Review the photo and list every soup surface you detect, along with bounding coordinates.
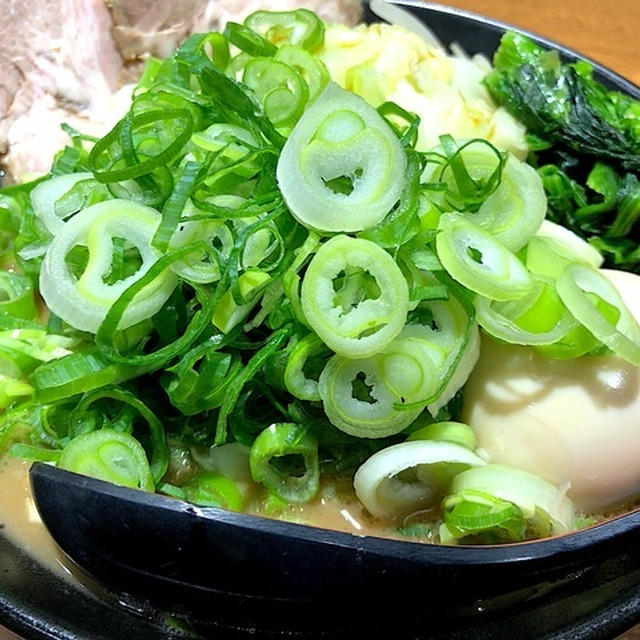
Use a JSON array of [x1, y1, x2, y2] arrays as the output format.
[[0, 456, 72, 578]]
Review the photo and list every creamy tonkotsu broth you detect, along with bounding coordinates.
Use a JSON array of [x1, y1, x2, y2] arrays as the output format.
[[0, 457, 73, 578], [248, 476, 425, 537]]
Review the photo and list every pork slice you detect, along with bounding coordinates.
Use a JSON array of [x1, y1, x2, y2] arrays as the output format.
[[107, 0, 207, 61], [2, 0, 364, 182], [195, 0, 363, 32], [107, 0, 363, 63], [1, 0, 124, 181]]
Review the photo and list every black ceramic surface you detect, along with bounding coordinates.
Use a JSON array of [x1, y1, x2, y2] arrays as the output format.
[[21, 463, 640, 639], [3, 2, 640, 638]]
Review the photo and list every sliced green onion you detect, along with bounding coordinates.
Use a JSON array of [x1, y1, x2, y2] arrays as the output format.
[[225, 51, 251, 80], [353, 440, 485, 520], [89, 108, 193, 183], [58, 428, 155, 491], [169, 201, 234, 284], [30, 347, 146, 403], [284, 333, 329, 401], [358, 148, 422, 250], [318, 353, 423, 438], [0, 406, 32, 456], [282, 230, 320, 326], [277, 82, 407, 233], [0, 374, 33, 409], [429, 316, 480, 417], [274, 44, 329, 103], [68, 386, 168, 483], [376, 102, 421, 148], [525, 220, 604, 279], [183, 471, 244, 510], [191, 124, 261, 177], [244, 9, 325, 52], [106, 163, 174, 208], [0, 272, 36, 320], [165, 340, 241, 416], [240, 219, 281, 270], [223, 21, 278, 58], [0, 193, 22, 242], [39, 199, 178, 333], [0, 345, 30, 379], [215, 324, 293, 445], [152, 160, 201, 252], [475, 276, 577, 345], [243, 279, 286, 331], [391, 290, 479, 415], [184, 31, 230, 70], [96, 251, 219, 369], [0, 329, 76, 376], [534, 323, 600, 360], [243, 58, 309, 128], [30, 172, 100, 234], [212, 269, 271, 334], [440, 464, 575, 543], [250, 423, 319, 503], [301, 235, 409, 358], [424, 138, 545, 251], [0, 312, 42, 332], [441, 490, 526, 544], [556, 263, 640, 365], [536, 221, 603, 267], [10, 443, 60, 462], [407, 421, 477, 450], [422, 137, 502, 210], [436, 213, 534, 301], [191, 442, 252, 482], [378, 327, 444, 406], [473, 155, 545, 251], [175, 44, 285, 150]]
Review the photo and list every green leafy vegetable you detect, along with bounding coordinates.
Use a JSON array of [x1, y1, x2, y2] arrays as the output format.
[[486, 31, 640, 270], [485, 31, 640, 171]]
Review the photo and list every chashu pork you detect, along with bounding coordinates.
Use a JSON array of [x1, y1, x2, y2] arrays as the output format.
[[107, 0, 362, 62], [0, 0, 125, 182], [0, 0, 362, 183]]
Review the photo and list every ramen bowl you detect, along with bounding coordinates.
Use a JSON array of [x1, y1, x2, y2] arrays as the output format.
[[3, 2, 640, 638]]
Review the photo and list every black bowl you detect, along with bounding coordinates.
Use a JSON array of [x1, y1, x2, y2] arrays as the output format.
[[3, 3, 640, 638], [16, 463, 640, 639]]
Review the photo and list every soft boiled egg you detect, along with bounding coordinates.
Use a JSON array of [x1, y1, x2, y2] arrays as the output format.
[[463, 268, 640, 513]]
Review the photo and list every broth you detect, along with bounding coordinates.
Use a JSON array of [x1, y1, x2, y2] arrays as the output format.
[[0, 456, 76, 580], [249, 475, 398, 538]]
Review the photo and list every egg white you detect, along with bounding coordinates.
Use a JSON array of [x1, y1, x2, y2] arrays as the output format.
[[463, 268, 640, 513]]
